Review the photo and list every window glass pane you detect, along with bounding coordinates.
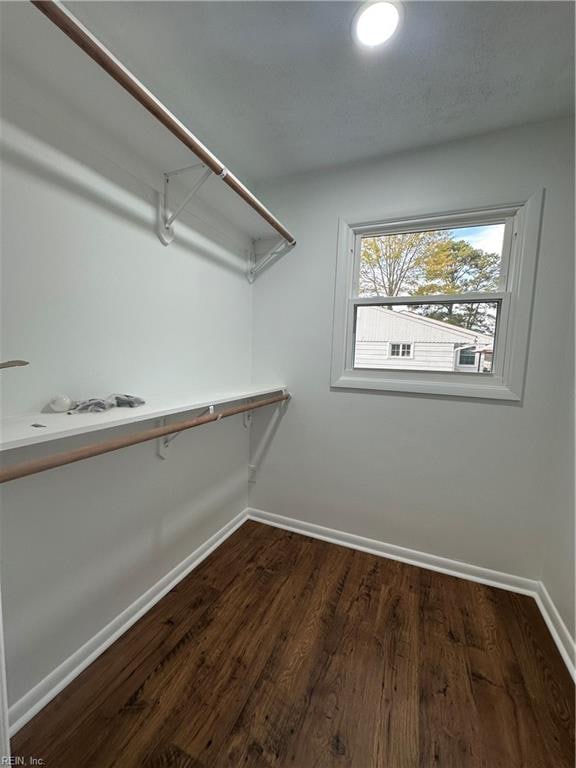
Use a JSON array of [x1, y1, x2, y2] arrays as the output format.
[[458, 349, 476, 366], [390, 343, 412, 357], [354, 301, 499, 374], [358, 223, 505, 297]]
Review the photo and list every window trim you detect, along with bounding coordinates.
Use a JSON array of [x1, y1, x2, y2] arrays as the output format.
[[389, 342, 413, 359], [331, 192, 543, 400]]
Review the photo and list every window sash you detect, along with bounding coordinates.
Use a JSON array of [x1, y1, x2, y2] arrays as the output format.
[[351, 214, 516, 300], [348, 296, 507, 378], [348, 213, 511, 376], [351, 291, 506, 307]]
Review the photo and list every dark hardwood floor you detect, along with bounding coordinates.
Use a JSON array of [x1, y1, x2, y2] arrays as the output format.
[[12, 521, 575, 767]]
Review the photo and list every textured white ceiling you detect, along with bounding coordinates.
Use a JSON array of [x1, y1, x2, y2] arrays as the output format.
[[45, 1, 576, 183]]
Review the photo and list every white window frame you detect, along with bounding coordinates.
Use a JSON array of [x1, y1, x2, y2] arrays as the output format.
[[331, 191, 543, 400], [389, 342, 413, 359]]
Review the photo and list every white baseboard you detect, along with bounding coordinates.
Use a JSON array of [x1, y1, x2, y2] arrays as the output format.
[[534, 582, 576, 679], [246, 508, 538, 594], [246, 507, 576, 680], [9, 509, 248, 736], [10, 505, 575, 736]]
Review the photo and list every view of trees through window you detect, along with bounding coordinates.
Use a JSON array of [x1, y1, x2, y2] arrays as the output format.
[[358, 224, 504, 334], [354, 224, 504, 374]]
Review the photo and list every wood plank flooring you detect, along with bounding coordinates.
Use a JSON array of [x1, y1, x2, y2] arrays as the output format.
[[12, 521, 575, 767]]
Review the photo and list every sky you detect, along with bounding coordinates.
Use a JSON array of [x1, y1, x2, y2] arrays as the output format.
[[451, 224, 505, 255]]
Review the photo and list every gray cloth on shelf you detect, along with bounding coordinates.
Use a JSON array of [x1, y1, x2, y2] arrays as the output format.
[[109, 393, 146, 408], [68, 399, 114, 414], [68, 394, 145, 414]]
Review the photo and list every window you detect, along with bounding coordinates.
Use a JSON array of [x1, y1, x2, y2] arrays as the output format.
[[332, 193, 543, 399], [458, 348, 477, 367], [390, 343, 412, 358]]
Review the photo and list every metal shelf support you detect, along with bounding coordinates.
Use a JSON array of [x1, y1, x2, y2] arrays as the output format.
[[247, 239, 296, 283], [156, 166, 295, 279], [156, 389, 288, 461], [157, 406, 218, 459], [157, 164, 220, 246]]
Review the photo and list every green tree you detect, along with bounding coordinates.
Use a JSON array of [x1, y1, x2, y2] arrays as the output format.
[[412, 239, 500, 333], [359, 230, 450, 297], [359, 232, 500, 334]]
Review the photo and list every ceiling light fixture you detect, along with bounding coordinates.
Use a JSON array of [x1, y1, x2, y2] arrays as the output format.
[[353, 1, 402, 48]]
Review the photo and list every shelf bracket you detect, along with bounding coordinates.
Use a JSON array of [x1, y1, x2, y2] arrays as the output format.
[[247, 239, 295, 282], [155, 389, 288, 461], [157, 164, 219, 246], [157, 406, 217, 459]]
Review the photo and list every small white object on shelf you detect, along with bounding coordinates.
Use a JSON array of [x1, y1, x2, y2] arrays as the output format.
[[0, 385, 287, 452], [48, 395, 74, 413]]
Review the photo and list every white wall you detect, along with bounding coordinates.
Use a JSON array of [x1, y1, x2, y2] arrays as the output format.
[[251, 118, 575, 637], [0, 97, 253, 708], [1, 31, 573, 730]]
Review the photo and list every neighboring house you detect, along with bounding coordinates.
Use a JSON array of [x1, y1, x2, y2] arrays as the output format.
[[354, 307, 494, 372]]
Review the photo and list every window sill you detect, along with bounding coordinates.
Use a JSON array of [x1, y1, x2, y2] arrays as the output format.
[[331, 371, 521, 401]]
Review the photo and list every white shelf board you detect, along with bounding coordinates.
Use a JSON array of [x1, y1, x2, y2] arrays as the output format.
[[0, 385, 286, 452]]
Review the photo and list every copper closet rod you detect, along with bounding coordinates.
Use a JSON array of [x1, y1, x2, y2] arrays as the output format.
[[31, 1, 296, 246], [0, 393, 290, 484]]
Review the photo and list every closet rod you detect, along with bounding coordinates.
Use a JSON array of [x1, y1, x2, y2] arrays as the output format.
[[31, 0, 296, 247], [0, 392, 290, 484]]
